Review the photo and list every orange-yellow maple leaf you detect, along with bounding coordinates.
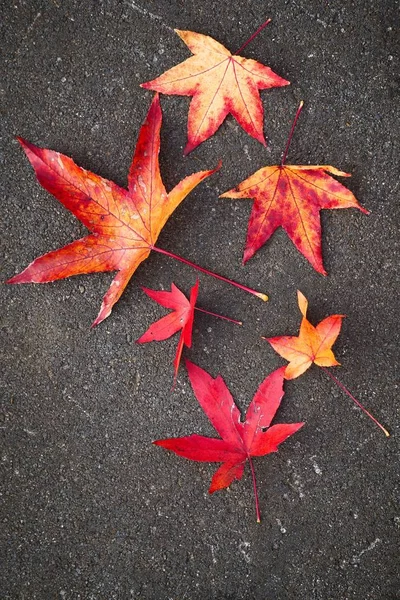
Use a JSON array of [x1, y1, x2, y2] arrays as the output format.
[[265, 290, 389, 437], [141, 29, 289, 154], [266, 290, 344, 379]]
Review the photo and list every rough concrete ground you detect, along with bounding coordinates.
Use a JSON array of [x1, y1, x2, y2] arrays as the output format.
[[1, 1, 399, 598]]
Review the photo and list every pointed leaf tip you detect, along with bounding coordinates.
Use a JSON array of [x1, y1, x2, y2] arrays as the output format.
[[184, 358, 195, 370], [297, 290, 308, 317]]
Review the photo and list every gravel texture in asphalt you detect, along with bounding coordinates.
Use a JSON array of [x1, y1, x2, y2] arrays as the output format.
[[1, 1, 399, 598]]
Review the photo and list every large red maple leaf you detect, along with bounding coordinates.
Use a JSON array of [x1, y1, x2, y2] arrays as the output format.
[[7, 95, 220, 325], [221, 102, 369, 274], [154, 361, 304, 521], [141, 28, 289, 154]]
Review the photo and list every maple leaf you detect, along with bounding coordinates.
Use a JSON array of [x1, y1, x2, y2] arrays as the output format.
[[137, 280, 198, 386], [266, 290, 344, 380], [141, 25, 289, 155], [137, 280, 242, 386], [220, 101, 369, 274], [6, 95, 221, 326], [154, 361, 304, 521], [264, 290, 389, 437]]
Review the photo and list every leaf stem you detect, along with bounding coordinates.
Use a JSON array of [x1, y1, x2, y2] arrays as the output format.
[[152, 246, 268, 301], [195, 306, 242, 326], [321, 367, 390, 437], [281, 100, 304, 166], [248, 456, 261, 523], [235, 18, 272, 55]]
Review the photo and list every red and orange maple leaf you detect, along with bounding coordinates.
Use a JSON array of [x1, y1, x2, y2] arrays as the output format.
[[221, 102, 369, 274], [7, 95, 220, 326], [141, 28, 289, 154], [154, 361, 304, 521]]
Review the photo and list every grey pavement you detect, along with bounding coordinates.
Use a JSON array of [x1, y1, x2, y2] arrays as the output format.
[[1, 1, 399, 598]]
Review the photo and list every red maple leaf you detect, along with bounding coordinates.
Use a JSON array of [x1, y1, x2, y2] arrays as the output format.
[[137, 280, 241, 385], [141, 23, 289, 154], [137, 280, 198, 385], [6, 96, 224, 326], [154, 361, 304, 521], [220, 102, 369, 274]]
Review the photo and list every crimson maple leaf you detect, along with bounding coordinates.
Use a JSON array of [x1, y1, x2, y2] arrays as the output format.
[[6, 95, 220, 326], [137, 280, 241, 385], [137, 280, 198, 385], [154, 361, 304, 521], [220, 102, 369, 274], [141, 27, 289, 154]]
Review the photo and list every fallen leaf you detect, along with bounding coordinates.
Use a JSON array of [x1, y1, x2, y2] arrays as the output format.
[[154, 361, 304, 521], [265, 291, 389, 436], [137, 280, 198, 386], [141, 28, 289, 154], [7, 95, 219, 326], [137, 280, 242, 385], [265, 290, 344, 379], [220, 102, 369, 274]]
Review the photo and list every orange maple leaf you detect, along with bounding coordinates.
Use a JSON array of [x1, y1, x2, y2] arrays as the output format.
[[221, 102, 369, 274], [141, 27, 289, 154], [266, 290, 344, 379], [265, 291, 389, 436], [7, 95, 220, 326]]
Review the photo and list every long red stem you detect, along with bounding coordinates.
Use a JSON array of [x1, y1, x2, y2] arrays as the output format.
[[152, 246, 268, 301], [281, 101, 304, 166], [248, 456, 261, 523], [235, 18, 272, 55], [195, 306, 242, 326], [321, 367, 390, 437]]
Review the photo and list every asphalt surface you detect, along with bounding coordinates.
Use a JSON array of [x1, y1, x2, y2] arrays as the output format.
[[1, 1, 399, 598]]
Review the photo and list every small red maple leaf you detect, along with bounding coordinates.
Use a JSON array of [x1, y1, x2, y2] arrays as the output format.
[[137, 280, 241, 386], [137, 280, 198, 386], [154, 361, 304, 521]]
